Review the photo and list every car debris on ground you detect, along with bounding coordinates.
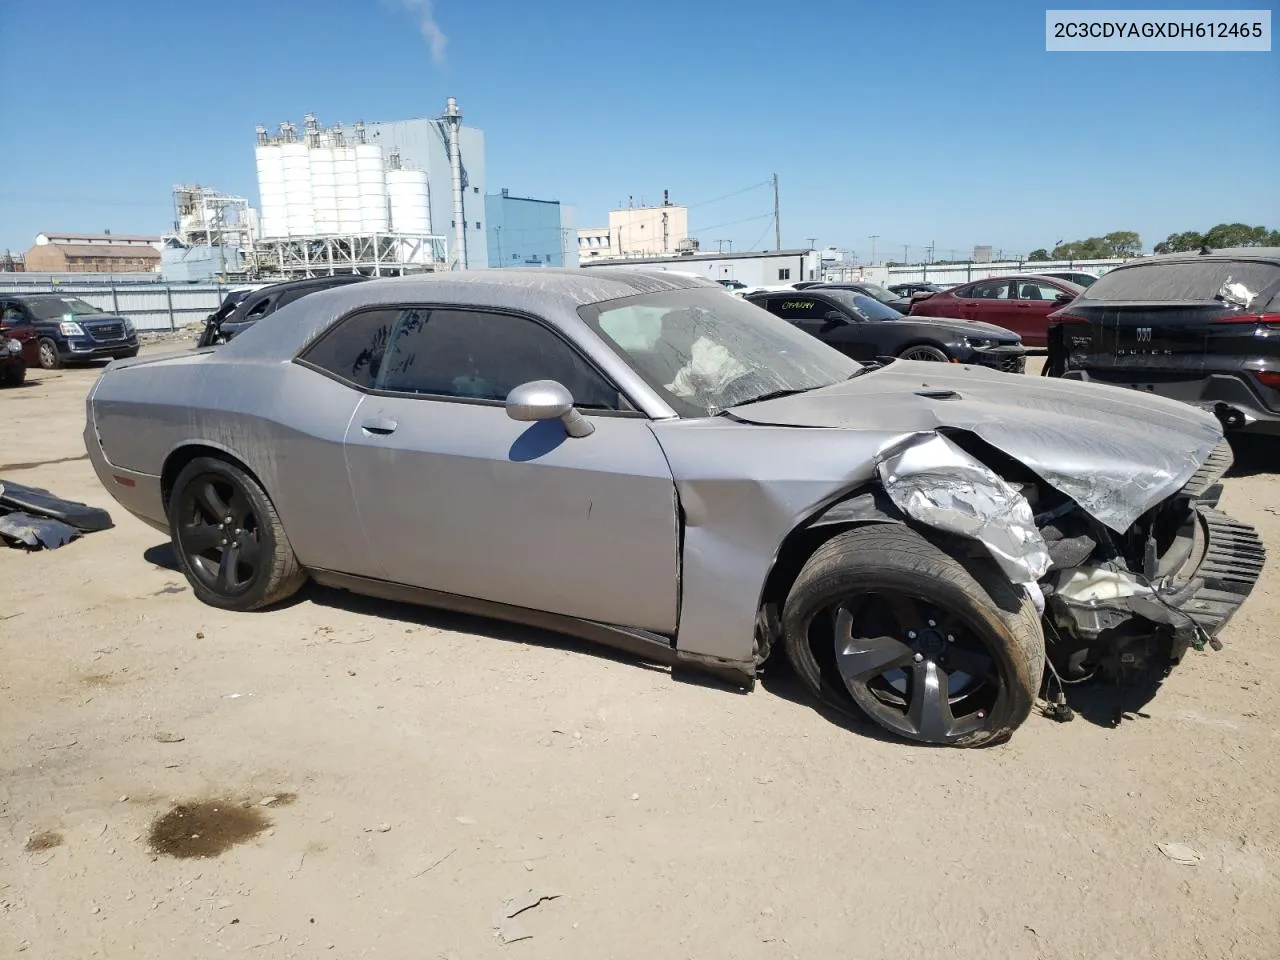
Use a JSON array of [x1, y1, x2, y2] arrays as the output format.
[[0, 480, 113, 550]]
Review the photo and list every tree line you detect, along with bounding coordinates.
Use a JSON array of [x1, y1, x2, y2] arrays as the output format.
[[1025, 223, 1278, 262]]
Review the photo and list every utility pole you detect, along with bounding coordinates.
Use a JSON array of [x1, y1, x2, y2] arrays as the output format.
[[772, 173, 780, 251], [806, 237, 816, 280], [869, 234, 879, 265], [495, 226, 502, 268]]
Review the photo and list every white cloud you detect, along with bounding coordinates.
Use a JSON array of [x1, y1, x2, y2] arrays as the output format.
[[394, 0, 447, 65]]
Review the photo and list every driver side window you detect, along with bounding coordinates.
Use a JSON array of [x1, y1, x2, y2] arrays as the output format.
[[301, 306, 623, 410]]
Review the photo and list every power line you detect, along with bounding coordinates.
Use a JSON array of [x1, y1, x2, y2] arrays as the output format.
[[687, 212, 773, 235], [746, 215, 777, 252], [684, 179, 773, 210]]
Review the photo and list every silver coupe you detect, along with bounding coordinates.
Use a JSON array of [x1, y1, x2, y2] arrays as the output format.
[[85, 270, 1265, 746]]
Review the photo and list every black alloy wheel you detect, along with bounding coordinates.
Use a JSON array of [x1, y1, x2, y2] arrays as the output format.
[[782, 525, 1043, 747], [175, 472, 263, 599], [167, 456, 306, 611], [825, 591, 1000, 742]]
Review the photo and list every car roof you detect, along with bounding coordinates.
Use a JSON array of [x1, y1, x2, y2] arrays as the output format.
[[252, 274, 369, 294], [962, 274, 1083, 288], [1104, 248, 1280, 270], [216, 267, 719, 361]]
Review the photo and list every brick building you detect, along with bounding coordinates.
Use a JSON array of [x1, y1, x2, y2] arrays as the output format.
[[24, 232, 161, 273]]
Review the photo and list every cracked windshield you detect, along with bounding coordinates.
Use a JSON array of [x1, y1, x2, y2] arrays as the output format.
[[584, 288, 859, 415]]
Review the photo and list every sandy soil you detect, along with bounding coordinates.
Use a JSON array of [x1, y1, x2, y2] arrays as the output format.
[[2, 348, 1278, 960]]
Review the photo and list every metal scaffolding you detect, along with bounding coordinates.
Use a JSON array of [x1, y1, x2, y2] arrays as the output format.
[[254, 231, 448, 278]]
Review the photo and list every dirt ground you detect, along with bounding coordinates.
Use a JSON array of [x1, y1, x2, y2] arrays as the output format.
[[3, 346, 1279, 960]]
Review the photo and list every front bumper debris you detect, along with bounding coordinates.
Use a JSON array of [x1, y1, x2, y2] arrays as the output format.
[[1045, 504, 1265, 674]]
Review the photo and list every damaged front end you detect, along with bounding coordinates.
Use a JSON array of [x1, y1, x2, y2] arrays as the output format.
[[1038, 441, 1264, 684], [877, 432, 1265, 692]]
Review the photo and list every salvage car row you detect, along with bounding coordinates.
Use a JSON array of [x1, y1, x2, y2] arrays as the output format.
[[81, 265, 1268, 748]]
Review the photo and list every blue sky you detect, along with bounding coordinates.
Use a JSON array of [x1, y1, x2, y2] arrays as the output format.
[[1, 0, 1276, 260]]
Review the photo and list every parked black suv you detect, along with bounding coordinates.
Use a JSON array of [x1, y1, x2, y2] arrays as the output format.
[[1045, 248, 1280, 435], [0, 294, 140, 369], [197, 274, 369, 347]]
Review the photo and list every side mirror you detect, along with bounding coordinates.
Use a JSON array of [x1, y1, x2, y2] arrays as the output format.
[[505, 380, 595, 438], [1054, 293, 1074, 303], [824, 310, 848, 324]]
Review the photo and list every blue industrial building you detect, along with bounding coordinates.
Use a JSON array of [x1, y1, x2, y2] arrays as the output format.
[[484, 189, 576, 268]]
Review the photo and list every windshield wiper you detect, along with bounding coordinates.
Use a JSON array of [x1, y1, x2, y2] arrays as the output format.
[[730, 387, 813, 407]]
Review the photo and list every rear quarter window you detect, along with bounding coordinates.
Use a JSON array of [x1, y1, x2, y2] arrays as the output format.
[[1081, 260, 1280, 303]]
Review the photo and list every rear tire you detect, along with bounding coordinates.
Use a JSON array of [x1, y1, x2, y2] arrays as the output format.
[[168, 456, 306, 611], [782, 524, 1044, 747], [38, 338, 62, 370]]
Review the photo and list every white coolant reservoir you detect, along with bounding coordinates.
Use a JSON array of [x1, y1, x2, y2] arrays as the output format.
[[1055, 565, 1152, 603]]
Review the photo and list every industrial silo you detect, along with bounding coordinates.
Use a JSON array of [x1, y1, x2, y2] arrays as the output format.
[[334, 146, 361, 234], [280, 140, 315, 237], [356, 143, 389, 234], [387, 166, 431, 262], [254, 137, 286, 239], [309, 143, 339, 235]]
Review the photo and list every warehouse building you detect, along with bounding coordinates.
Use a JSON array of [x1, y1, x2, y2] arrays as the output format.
[[24, 232, 161, 274], [580, 248, 820, 287], [484, 189, 577, 268], [578, 193, 689, 260]]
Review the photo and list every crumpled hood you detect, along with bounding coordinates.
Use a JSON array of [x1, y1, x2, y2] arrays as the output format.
[[730, 359, 1224, 532]]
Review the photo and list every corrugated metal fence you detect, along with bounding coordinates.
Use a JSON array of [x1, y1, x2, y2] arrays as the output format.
[[0, 279, 227, 331], [881, 258, 1126, 286]]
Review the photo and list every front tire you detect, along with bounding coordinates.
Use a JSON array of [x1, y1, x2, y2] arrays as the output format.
[[782, 525, 1044, 747], [168, 456, 306, 611], [898, 344, 950, 362], [38, 338, 63, 370]]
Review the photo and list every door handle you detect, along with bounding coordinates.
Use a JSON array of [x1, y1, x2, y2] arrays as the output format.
[[360, 417, 398, 436]]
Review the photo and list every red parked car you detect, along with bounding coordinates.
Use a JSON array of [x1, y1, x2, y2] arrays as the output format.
[[0, 318, 37, 385], [908, 274, 1084, 347]]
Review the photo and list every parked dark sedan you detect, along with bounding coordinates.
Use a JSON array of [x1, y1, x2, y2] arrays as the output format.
[[197, 274, 369, 347], [746, 288, 1026, 372], [888, 282, 946, 299], [0, 294, 139, 369], [1038, 270, 1098, 288], [810, 281, 913, 313], [908, 275, 1083, 347], [1046, 247, 1280, 435]]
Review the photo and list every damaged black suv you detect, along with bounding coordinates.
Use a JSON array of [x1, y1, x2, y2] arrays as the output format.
[[1045, 247, 1280, 436]]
